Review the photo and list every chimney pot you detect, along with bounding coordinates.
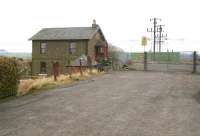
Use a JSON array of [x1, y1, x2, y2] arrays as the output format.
[[92, 19, 98, 28]]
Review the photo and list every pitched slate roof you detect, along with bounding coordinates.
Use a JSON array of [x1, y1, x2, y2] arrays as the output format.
[[29, 27, 99, 40]]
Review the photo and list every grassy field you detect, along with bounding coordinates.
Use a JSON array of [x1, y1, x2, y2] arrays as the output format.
[[131, 52, 180, 63]]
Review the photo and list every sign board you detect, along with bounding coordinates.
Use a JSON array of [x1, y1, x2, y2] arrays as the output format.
[[141, 36, 148, 46]]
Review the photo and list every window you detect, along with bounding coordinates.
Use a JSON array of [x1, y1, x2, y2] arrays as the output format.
[[99, 47, 104, 53], [40, 42, 47, 54], [40, 62, 46, 74], [69, 42, 76, 54], [97, 47, 104, 53]]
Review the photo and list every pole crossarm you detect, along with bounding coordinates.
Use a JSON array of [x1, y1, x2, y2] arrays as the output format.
[[147, 18, 167, 53]]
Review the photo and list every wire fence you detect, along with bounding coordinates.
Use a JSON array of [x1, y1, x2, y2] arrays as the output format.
[[129, 51, 199, 73]]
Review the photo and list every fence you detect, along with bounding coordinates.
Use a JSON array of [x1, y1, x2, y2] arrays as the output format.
[[129, 51, 199, 73]]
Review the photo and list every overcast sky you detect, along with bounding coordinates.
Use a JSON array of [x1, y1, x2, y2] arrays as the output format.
[[0, 0, 200, 52]]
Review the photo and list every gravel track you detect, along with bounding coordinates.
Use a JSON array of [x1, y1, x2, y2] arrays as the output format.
[[1, 71, 200, 136]]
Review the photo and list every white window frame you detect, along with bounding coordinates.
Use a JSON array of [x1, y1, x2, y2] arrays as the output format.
[[69, 42, 76, 54], [40, 42, 47, 54]]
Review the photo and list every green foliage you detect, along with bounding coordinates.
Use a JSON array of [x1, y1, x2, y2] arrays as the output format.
[[99, 57, 112, 66], [0, 57, 20, 98], [17, 59, 32, 77]]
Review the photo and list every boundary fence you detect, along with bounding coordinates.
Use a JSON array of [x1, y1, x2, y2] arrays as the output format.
[[129, 51, 199, 73]]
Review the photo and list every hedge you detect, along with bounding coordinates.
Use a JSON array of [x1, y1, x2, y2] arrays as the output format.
[[0, 57, 20, 98]]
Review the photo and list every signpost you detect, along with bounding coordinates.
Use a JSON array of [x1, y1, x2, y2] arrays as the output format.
[[142, 36, 148, 71], [141, 36, 148, 52]]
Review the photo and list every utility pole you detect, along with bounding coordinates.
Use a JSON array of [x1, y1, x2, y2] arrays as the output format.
[[147, 18, 161, 59], [156, 25, 167, 52], [158, 25, 163, 52]]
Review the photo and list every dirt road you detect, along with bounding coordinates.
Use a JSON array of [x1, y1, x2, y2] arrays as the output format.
[[1, 71, 200, 136]]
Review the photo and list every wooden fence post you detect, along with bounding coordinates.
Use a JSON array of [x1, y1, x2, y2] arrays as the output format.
[[53, 62, 59, 81], [80, 59, 83, 76], [144, 52, 147, 71], [193, 51, 197, 73]]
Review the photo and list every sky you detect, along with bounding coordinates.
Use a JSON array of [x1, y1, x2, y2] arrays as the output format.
[[0, 0, 200, 52]]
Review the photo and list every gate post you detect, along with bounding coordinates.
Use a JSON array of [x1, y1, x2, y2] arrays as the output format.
[[144, 52, 147, 71], [193, 51, 197, 73], [80, 58, 83, 76], [53, 62, 59, 81]]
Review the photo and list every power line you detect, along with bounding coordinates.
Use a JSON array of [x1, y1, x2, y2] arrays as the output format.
[[147, 18, 168, 54], [147, 18, 161, 58], [156, 25, 167, 52]]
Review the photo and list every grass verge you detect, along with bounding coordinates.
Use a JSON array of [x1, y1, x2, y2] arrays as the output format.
[[0, 69, 103, 104], [17, 69, 103, 96]]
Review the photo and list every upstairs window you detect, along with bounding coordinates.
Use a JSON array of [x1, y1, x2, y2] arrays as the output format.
[[96, 47, 104, 54], [69, 42, 76, 54], [99, 47, 104, 53], [40, 62, 46, 74], [40, 42, 47, 54]]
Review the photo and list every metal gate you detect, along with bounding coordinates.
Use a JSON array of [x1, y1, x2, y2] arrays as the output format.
[[130, 51, 199, 73]]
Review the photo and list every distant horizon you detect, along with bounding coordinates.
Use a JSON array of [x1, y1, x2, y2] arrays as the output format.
[[0, 49, 200, 54], [0, 50, 31, 53]]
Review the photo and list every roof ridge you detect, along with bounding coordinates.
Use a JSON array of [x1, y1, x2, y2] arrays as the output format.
[[29, 27, 99, 40], [42, 27, 94, 29]]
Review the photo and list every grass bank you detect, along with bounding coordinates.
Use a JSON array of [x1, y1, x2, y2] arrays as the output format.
[[17, 69, 103, 96]]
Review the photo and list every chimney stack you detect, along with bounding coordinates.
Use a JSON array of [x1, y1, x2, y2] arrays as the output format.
[[92, 19, 98, 28]]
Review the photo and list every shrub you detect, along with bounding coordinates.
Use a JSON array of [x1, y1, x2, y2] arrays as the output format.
[[0, 57, 20, 98], [17, 59, 32, 78]]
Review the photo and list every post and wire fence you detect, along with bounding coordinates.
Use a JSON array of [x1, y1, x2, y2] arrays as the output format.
[[129, 51, 200, 73]]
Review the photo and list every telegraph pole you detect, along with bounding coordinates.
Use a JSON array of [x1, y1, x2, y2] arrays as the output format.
[[156, 25, 167, 52], [147, 18, 161, 59], [158, 25, 163, 52], [153, 18, 157, 55]]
